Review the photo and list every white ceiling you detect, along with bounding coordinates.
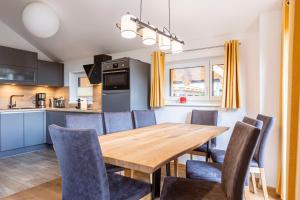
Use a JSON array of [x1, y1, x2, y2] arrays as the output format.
[[0, 0, 280, 62]]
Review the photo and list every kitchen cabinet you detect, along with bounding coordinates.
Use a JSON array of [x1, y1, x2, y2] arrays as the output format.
[[46, 111, 66, 144], [37, 60, 64, 87], [0, 46, 37, 85], [0, 112, 24, 151], [0, 46, 37, 68], [24, 111, 45, 146]]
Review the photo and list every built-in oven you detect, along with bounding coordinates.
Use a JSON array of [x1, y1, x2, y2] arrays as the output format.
[[102, 59, 130, 90]]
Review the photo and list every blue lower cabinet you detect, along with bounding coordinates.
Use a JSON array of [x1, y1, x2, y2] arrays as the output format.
[[24, 111, 45, 146], [0, 112, 24, 151]]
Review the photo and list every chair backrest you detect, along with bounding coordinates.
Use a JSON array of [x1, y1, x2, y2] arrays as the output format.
[[65, 114, 105, 135], [103, 112, 134, 134], [132, 110, 157, 128], [221, 122, 260, 200], [191, 110, 218, 147], [254, 114, 275, 167], [49, 125, 110, 200], [242, 116, 263, 129]]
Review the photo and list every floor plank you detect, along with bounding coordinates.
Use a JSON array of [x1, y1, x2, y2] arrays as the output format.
[[0, 149, 281, 200]]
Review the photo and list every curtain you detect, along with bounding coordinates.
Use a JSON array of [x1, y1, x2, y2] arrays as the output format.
[[278, 0, 300, 199], [150, 51, 165, 108], [221, 40, 240, 109]]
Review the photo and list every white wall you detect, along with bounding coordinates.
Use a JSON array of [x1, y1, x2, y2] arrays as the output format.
[[0, 20, 51, 61], [258, 10, 281, 187], [63, 10, 281, 187]]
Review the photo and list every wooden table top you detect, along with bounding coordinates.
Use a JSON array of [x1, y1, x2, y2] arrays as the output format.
[[99, 123, 229, 174]]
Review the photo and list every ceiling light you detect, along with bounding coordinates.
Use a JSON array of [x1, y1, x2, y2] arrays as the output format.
[[142, 26, 156, 45], [121, 13, 137, 39], [22, 2, 60, 38], [159, 34, 171, 50], [171, 40, 183, 54], [116, 0, 184, 53]]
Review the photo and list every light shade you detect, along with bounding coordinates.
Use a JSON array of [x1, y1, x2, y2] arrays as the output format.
[[158, 34, 171, 50], [171, 40, 183, 53], [142, 27, 156, 45], [22, 2, 60, 38], [121, 13, 137, 39]]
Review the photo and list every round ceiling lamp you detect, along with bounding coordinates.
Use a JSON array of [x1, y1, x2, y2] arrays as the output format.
[[22, 2, 60, 38]]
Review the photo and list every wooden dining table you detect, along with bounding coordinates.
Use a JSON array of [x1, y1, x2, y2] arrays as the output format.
[[98, 123, 229, 199]]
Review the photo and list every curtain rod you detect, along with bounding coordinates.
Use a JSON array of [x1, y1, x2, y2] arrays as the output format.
[[166, 42, 241, 54]]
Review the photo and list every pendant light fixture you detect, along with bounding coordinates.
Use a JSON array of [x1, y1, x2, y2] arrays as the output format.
[[121, 13, 137, 39], [117, 0, 184, 53], [142, 26, 156, 45]]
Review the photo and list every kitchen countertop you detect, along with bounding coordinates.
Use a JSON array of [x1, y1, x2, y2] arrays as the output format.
[[0, 108, 102, 113]]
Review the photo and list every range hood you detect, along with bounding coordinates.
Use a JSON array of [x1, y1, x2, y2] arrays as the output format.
[[83, 54, 112, 84]]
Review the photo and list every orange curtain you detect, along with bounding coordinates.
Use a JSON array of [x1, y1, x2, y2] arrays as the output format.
[[150, 51, 165, 108], [222, 40, 240, 109], [278, 0, 300, 199]]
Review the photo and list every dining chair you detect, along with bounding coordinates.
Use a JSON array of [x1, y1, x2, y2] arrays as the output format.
[[210, 114, 274, 199], [160, 121, 261, 200], [189, 110, 218, 162], [103, 112, 134, 133], [49, 125, 151, 200], [132, 110, 157, 128], [132, 110, 157, 181], [65, 114, 124, 174], [186, 116, 263, 199]]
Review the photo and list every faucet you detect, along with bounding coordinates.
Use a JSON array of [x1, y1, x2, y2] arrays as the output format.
[[9, 95, 24, 109]]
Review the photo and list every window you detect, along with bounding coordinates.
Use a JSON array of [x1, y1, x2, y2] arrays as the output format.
[[212, 64, 224, 97], [167, 57, 224, 106], [77, 77, 93, 104], [170, 66, 206, 97]]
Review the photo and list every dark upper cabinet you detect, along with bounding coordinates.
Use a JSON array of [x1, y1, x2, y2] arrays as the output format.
[[0, 46, 38, 85], [37, 60, 64, 87], [0, 46, 37, 68]]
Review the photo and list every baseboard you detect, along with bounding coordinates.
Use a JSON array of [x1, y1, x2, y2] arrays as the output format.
[[0, 144, 49, 158]]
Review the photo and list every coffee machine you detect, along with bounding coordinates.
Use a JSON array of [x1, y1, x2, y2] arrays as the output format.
[[35, 93, 46, 108]]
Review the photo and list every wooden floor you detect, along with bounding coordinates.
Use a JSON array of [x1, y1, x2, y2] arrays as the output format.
[[0, 149, 281, 200]]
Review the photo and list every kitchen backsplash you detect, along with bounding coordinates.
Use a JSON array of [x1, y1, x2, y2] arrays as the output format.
[[0, 85, 69, 109]]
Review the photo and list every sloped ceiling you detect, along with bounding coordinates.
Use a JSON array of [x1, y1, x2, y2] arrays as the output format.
[[0, 0, 280, 62]]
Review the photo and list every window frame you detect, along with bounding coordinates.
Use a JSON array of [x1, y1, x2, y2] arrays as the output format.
[[165, 56, 224, 107]]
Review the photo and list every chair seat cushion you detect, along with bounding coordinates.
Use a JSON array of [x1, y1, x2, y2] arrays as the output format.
[[108, 173, 151, 200], [186, 160, 222, 182], [193, 144, 208, 153], [250, 159, 258, 167], [106, 164, 124, 173], [210, 149, 226, 164], [160, 177, 227, 200]]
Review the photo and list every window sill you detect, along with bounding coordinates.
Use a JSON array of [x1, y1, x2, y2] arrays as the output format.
[[165, 99, 221, 108]]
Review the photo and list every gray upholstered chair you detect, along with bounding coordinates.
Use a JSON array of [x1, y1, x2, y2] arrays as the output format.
[[210, 114, 274, 199], [186, 116, 262, 199], [65, 114, 123, 174], [160, 121, 261, 200], [65, 114, 104, 135], [103, 112, 134, 134], [49, 125, 151, 200], [132, 110, 157, 128], [190, 110, 218, 161]]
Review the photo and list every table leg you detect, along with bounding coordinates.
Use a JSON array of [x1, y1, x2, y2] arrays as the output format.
[[166, 162, 171, 176], [206, 141, 210, 162], [151, 168, 161, 199]]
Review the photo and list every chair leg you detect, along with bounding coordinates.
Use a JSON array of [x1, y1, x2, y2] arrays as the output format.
[[190, 154, 193, 160], [259, 168, 269, 200], [130, 170, 134, 178], [251, 173, 257, 194], [174, 159, 178, 177], [244, 185, 250, 200], [149, 173, 152, 184]]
